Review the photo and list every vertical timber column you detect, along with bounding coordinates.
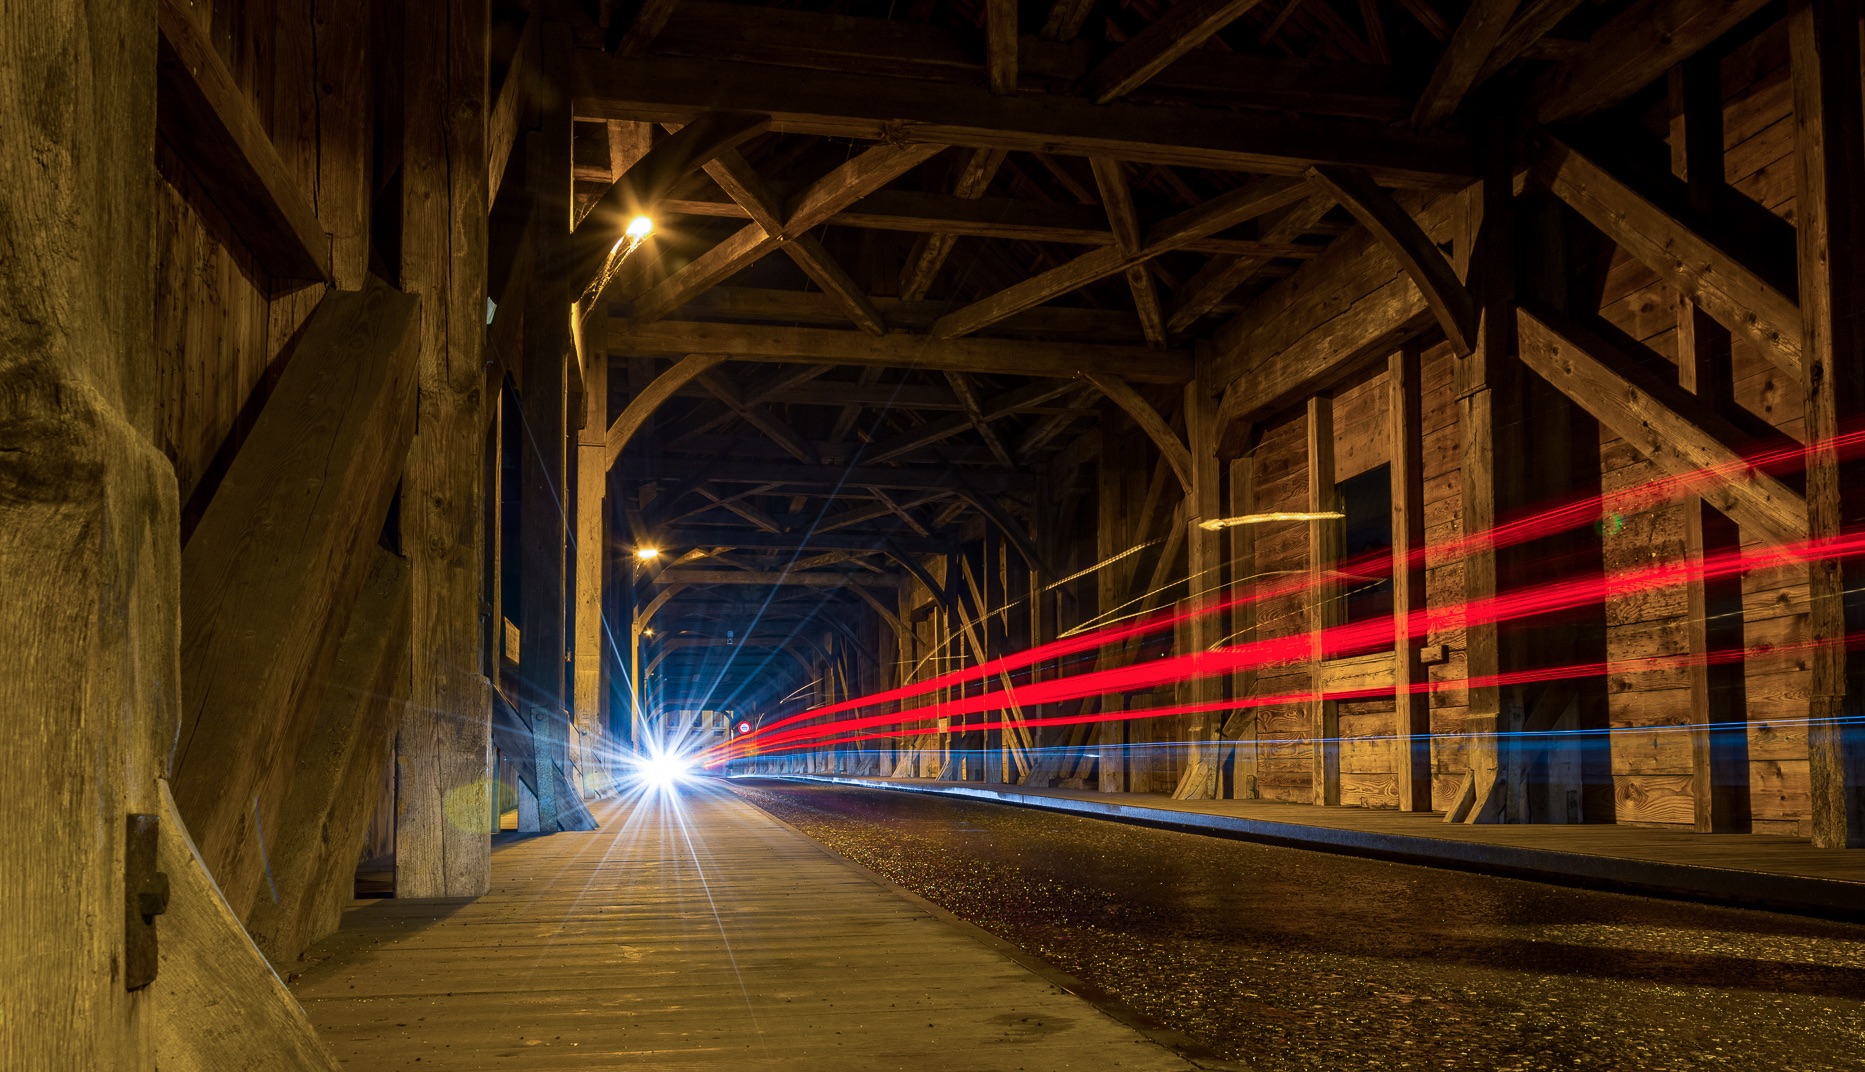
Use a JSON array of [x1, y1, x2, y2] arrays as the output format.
[[573, 332, 607, 793], [518, 25, 591, 831], [1790, 0, 1865, 848], [1670, 58, 1751, 833], [1178, 368, 1224, 798], [1096, 418, 1130, 792], [1, 3, 166, 1066], [1307, 393, 1343, 806], [1227, 451, 1260, 798], [1459, 119, 1523, 819], [1389, 346, 1433, 811], [396, 0, 494, 899]]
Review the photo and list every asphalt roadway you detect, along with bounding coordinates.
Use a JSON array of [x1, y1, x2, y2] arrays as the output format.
[[731, 779, 1865, 1072]]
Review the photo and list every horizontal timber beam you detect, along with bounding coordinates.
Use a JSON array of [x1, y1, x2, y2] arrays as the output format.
[[654, 568, 910, 588], [1516, 303, 1807, 546], [604, 320, 1193, 383], [624, 457, 1037, 496], [653, 529, 956, 554], [575, 53, 1475, 187]]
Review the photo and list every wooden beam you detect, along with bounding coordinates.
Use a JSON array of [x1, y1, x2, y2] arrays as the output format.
[[699, 146, 887, 334], [1083, 374, 1192, 492], [1411, 0, 1522, 127], [577, 53, 1477, 186], [567, 110, 772, 299], [397, 0, 495, 897], [243, 550, 411, 961], [605, 353, 729, 466], [932, 177, 1308, 338], [155, 0, 328, 283], [617, 0, 683, 56], [632, 140, 944, 323], [1790, 0, 1865, 849], [487, 12, 537, 205], [1388, 347, 1432, 811], [1085, 0, 1269, 103], [866, 379, 1082, 463], [605, 319, 1193, 383], [1209, 188, 1469, 430], [1167, 194, 1336, 333], [946, 372, 1015, 466], [657, 529, 955, 553], [1307, 394, 1342, 807], [1516, 304, 1808, 546], [171, 284, 419, 911], [1305, 165, 1475, 355], [629, 457, 1036, 495], [986, 0, 1018, 94], [1041, 0, 1097, 39], [1474, 0, 1590, 85], [1535, 136, 1800, 376], [695, 366, 820, 464], [668, 187, 1330, 257], [656, 568, 909, 588], [901, 149, 1007, 301], [1535, 0, 1775, 125]]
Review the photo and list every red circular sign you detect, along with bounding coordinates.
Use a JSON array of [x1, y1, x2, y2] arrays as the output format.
[[737, 721, 753, 735]]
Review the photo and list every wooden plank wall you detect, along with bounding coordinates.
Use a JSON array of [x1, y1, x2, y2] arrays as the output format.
[[1234, 20, 1814, 829]]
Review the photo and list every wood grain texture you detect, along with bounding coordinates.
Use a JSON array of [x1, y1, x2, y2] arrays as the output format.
[[293, 789, 1196, 1070], [1085, 0, 1268, 103], [396, 0, 497, 898], [576, 53, 1475, 187], [1515, 304, 1808, 547], [1538, 137, 1801, 375], [155, 0, 329, 283], [172, 283, 420, 913], [1535, 0, 1776, 124], [245, 551, 411, 964], [153, 781, 342, 1071]]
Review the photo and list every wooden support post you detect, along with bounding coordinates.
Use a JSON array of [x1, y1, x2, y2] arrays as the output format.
[[1389, 346, 1433, 810], [395, 0, 497, 899], [573, 325, 608, 793], [1671, 58, 1751, 834], [1, 8, 167, 1062], [1097, 417, 1133, 792], [1307, 394, 1343, 806], [519, 28, 597, 833], [1174, 371, 1224, 799], [1224, 451, 1261, 798], [173, 285, 420, 912], [1455, 114, 1523, 824], [1790, 0, 1865, 848]]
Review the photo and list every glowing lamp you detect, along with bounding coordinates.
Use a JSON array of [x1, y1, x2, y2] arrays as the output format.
[[642, 753, 689, 789], [626, 215, 654, 238], [635, 546, 661, 561]]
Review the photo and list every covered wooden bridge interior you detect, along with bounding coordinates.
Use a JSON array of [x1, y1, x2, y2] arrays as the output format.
[[7, 0, 1865, 1066]]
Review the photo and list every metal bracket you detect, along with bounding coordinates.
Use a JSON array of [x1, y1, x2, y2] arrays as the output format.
[[125, 813, 170, 991]]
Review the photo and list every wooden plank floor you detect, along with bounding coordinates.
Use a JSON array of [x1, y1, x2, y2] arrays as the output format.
[[811, 777, 1865, 884], [291, 784, 1195, 1071]]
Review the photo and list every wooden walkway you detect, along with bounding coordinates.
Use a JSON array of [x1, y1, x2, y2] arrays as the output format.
[[794, 776, 1865, 916], [292, 784, 1195, 1071]]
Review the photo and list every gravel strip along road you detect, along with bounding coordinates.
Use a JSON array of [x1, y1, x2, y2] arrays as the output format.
[[732, 779, 1865, 1072]]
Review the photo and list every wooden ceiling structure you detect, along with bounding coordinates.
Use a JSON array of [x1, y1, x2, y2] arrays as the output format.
[[518, 0, 1769, 718]]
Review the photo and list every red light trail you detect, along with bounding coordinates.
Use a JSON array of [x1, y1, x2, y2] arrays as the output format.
[[707, 426, 1865, 768]]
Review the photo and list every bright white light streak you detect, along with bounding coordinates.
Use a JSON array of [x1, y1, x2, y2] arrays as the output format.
[[1042, 539, 1161, 592]]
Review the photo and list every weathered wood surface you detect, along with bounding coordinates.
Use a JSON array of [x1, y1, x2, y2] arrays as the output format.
[[396, 0, 496, 898], [294, 789, 1197, 1070], [1790, 0, 1865, 849], [173, 283, 420, 915], [605, 320, 1193, 383], [153, 783, 342, 1072], [576, 52, 1475, 187], [1, 7, 166, 1063], [1536, 137, 1801, 375], [155, 0, 329, 283], [1535, 0, 1777, 124], [1515, 304, 1808, 547], [245, 551, 412, 964]]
